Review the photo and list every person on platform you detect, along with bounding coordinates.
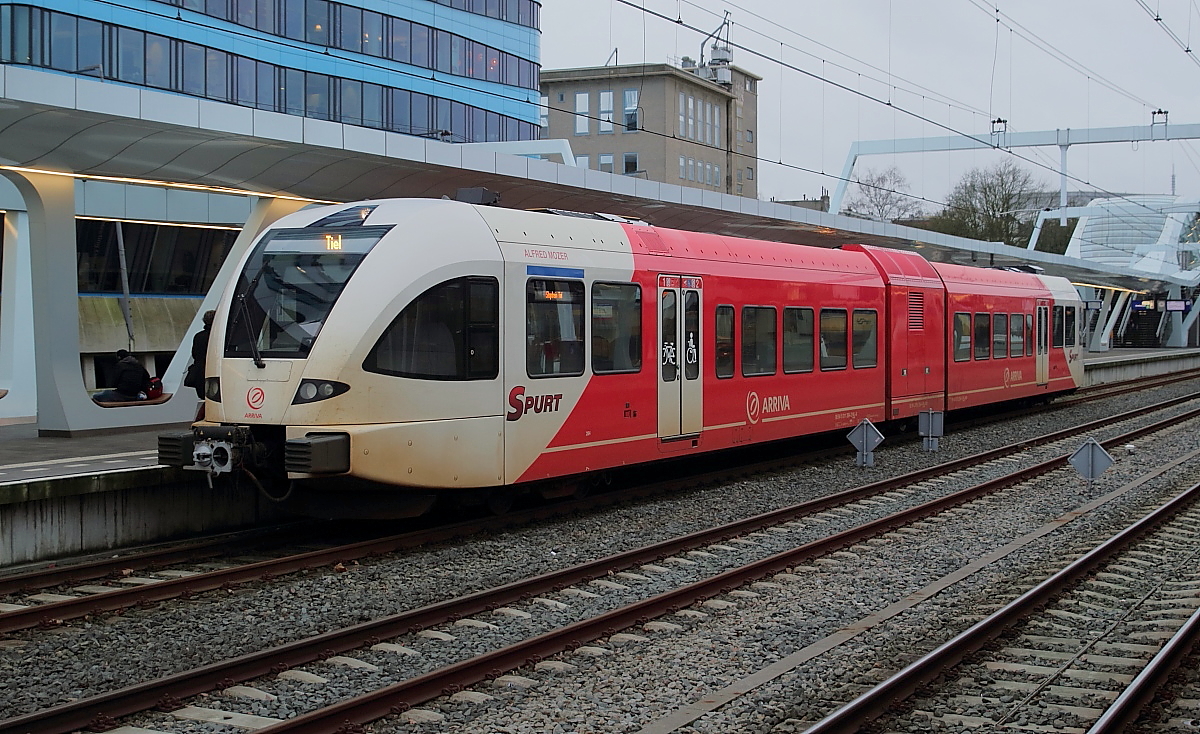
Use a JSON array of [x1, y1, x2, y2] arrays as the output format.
[[93, 349, 151, 402], [186, 310, 215, 398], [185, 309, 215, 419]]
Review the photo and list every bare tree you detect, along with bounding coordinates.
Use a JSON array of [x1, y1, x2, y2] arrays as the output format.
[[925, 159, 1042, 247], [843, 166, 924, 221]]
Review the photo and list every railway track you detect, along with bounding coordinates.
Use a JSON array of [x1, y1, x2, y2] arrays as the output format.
[[2, 377, 1198, 640], [806, 484, 1200, 734], [3, 379, 1199, 733], [2, 373, 1196, 635]]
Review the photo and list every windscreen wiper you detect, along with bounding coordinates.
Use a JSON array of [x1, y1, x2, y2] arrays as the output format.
[[236, 293, 266, 369]]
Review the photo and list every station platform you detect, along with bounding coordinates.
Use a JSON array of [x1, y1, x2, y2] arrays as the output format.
[[0, 423, 173, 484], [1, 346, 1199, 565]]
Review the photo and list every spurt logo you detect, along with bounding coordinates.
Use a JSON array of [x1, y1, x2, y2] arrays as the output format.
[[507, 386, 564, 421]]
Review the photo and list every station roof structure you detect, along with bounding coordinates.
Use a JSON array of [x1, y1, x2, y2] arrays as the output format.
[[0, 66, 1182, 294]]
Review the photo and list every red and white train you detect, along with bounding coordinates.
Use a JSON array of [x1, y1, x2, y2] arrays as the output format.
[[159, 198, 1085, 517]]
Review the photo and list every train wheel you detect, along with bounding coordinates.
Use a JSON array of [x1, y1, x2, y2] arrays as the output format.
[[486, 487, 515, 515], [577, 472, 611, 500]]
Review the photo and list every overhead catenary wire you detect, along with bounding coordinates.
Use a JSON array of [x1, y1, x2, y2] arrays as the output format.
[[679, 0, 994, 120], [678, 0, 1126, 174], [662, 0, 1155, 199], [966, 0, 1162, 108], [613, 0, 1179, 223], [1133, 0, 1200, 70]]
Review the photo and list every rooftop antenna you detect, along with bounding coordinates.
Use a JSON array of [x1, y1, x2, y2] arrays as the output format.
[[699, 11, 731, 67], [605, 48, 618, 66]]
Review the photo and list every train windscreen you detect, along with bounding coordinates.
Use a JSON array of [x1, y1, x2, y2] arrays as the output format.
[[224, 226, 392, 359]]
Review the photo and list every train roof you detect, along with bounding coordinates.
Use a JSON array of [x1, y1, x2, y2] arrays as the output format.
[[474, 205, 880, 276]]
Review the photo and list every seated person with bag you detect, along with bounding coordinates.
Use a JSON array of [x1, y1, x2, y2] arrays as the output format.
[[93, 349, 151, 403]]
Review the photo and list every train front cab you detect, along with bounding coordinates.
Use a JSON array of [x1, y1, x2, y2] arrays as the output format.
[[171, 200, 515, 518]]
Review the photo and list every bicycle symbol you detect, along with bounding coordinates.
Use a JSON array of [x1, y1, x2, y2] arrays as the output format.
[[661, 342, 677, 366]]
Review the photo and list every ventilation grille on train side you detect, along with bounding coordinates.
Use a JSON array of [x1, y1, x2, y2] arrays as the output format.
[[908, 292, 925, 331], [285, 434, 351, 474], [157, 432, 195, 467]]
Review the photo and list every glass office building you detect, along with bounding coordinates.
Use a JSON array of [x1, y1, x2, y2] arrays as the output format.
[[0, 0, 541, 143], [0, 0, 541, 406], [0, 0, 542, 304]]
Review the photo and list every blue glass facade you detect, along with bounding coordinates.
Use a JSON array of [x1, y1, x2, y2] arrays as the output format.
[[0, 0, 540, 142]]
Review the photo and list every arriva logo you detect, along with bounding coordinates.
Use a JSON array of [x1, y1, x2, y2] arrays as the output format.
[[1003, 367, 1024, 388], [507, 386, 565, 421], [747, 391, 790, 424], [246, 386, 265, 409]]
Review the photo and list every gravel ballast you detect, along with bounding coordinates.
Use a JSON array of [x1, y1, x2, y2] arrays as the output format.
[[2, 380, 1199, 734]]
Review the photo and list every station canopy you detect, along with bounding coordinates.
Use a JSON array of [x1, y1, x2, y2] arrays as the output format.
[[0, 77, 1181, 295]]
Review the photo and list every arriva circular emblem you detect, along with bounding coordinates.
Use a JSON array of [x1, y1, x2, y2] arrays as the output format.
[[247, 386, 265, 409], [746, 391, 761, 424]]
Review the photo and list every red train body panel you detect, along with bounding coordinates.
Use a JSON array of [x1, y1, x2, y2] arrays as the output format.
[[512, 224, 1082, 485]]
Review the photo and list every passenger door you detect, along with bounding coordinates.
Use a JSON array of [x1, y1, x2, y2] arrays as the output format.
[[1036, 301, 1049, 386], [657, 275, 703, 439]]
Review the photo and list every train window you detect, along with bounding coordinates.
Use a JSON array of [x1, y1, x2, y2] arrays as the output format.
[[742, 307, 777, 376], [526, 279, 585, 377], [953, 313, 971, 362], [1025, 314, 1034, 356], [227, 226, 389, 360], [992, 313, 1008, 358], [1052, 306, 1064, 348], [852, 310, 877, 368], [782, 307, 814, 373], [364, 276, 499, 380], [1009, 314, 1024, 356], [973, 313, 991, 360], [661, 290, 678, 382], [715, 305, 735, 378], [683, 290, 700, 380], [1064, 307, 1076, 347], [591, 282, 642, 374], [467, 279, 500, 378], [819, 309, 847, 370]]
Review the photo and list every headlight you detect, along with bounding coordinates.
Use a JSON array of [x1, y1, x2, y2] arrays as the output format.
[[292, 379, 349, 404], [204, 377, 221, 402]]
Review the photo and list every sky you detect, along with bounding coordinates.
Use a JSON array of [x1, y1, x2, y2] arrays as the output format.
[[539, 0, 1200, 213]]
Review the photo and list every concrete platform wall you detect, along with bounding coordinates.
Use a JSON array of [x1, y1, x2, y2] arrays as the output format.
[[0, 473, 282, 566], [1083, 348, 1200, 386]]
